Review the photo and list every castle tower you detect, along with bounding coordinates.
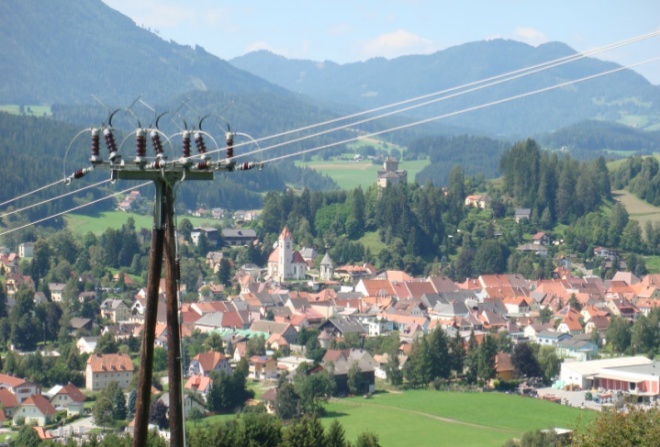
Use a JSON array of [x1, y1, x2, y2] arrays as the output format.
[[320, 252, 335, 281]]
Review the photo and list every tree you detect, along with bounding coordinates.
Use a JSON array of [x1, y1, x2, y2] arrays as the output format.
[[112, 387, 127, 421], [511, 343, 541, 378], [93, 396, 114, 427], [631, 310, 659, 356], [503, 429, 562, 447], [465, 331, 479, 384], [95, 331, 119, 354], [217, 258, 232, 288], [294, 369, 335, 415], [473, 240, 508, 275], [448, 330, 465, 377], [606, 316, 632, 353], [384, 352, 403, 386], [326, 419, 349, 447], [572, 407, 660, 447], [428, 328, 451, 380], [149, 399, 169, 430], [477, 335, 497, 385], [536, 346, 560, 384], [347, 361, 363, 395], [127, 389, 137, 419], [275, 380, 299, 420], [404, 336, 431, 387], [356, 432, 383, 447], [13, 425, 41, 447]]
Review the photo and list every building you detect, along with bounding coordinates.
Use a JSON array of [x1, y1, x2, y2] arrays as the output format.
[[559, 356, 653, 390], [319, 252, 335, 281], [0, 374, 40, 403], [187, 351, 232, 377], [46, 383, 86, 416], [221, 228, 257, 247], [13, 395, 57, 426], [18, 242, 34, 258], [85, 353, 134, 391], [100, 299, 130, 323], [376, 158, 407, 189], [267, 228, 307, 282]]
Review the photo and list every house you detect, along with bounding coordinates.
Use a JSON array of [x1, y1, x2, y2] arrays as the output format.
[[464, 194, 490, 209], [249, 320, 299, 345], [46, 383, 86, 416], [514, 208, 531, 223], [85, 353, 134, 391], [260, 388, 277, 414], [100, 299, 130, 323], [188, 351, 232, 377], [0, 389, 19, 418], [0, 252, 19, 274], [317, 317, 367, 339], [495, 353, 516, 381], [48, 283, 66, 302], [373, 353, 407, 380], [321, 349, 376, 395], [76, 336, 98, 354], [593, 247, 618, 259], [70, 317, 94, 333], [157, 392, 205, 418], [184, 375, 213, 401], [18, 242, 34, 258], [531, 232, 550, 246], [13, 395, 57, 426], [516, 243, 549, 258], [0, 374, 40, 403], [556, 337, 599, 361], [221, 228, 257, 247], [536, 330, 572, 346], [191, 227, 222, 248], [205, 251, 225, 273], [249, 356, 278, 380]]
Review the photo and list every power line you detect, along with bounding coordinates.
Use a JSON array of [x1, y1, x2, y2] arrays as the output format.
[[0, 182, 151, 238], [1, 30, 656, 211], [260, 56, 660, 165]]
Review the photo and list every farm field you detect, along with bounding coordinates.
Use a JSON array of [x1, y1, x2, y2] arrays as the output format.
[[320, 390, 593, 447], [295, 159, 429, 190], [612, 189, 660, 230]]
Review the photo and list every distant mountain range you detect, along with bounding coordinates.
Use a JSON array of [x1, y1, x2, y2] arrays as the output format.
[[231, 44, 660, 137], [0, 0, 659, 192]]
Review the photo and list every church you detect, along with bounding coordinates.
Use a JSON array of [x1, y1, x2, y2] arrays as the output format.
[[267, 228, 307, 282]]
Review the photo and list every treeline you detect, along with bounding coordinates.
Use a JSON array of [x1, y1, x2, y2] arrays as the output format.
[[500, 139, 611, 227], [408, 134, 510, 186], [537, 119, 660, 156]]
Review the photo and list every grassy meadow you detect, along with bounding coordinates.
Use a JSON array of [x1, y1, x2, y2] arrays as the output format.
[[320, 390, 593, 447], [295, 158, 429, 190]]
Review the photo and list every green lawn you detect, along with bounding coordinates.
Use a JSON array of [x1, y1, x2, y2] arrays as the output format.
[[358, 231, 387, 255], [295, 158, 429, 190], [320, 390, 593, 447]]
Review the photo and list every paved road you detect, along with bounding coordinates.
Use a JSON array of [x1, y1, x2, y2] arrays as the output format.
[[536, 387, 602, 411]]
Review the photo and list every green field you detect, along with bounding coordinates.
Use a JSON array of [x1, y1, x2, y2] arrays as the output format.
[[612, 189, 660, 230], [321, 390, 593, 447], [295, 159, 430, 190], [64, 211, 224, 236]]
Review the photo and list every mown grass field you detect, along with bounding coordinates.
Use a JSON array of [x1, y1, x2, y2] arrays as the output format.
[[321, 390, 593, 447], [295, 158, 430, 190], [64, 211, 223, 236], [612, 189, 660, 230]]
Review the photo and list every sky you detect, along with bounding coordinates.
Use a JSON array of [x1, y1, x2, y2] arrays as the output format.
[[103, 0, 660, 84]]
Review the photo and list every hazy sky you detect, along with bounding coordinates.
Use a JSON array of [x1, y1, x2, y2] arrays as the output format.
[[103, 0, 660, 84]]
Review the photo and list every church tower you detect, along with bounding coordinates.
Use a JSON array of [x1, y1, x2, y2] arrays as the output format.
[[278, 227, 293, 281]]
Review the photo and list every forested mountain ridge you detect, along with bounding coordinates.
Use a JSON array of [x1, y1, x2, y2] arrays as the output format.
[[231, 43, 660, 137]]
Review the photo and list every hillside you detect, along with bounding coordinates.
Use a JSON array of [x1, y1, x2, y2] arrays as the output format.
[[231, 43, 660, 137], [0, 0, 287, 105]]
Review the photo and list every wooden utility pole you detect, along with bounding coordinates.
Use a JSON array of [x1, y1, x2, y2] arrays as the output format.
[[72, 123, 258, 447]]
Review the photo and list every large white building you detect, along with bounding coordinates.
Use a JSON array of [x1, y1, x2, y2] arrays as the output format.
[[560, 356, 658, 401]]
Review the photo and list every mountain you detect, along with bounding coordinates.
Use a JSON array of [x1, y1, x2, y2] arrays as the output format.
[[231, 42, 660, 138], [0, 0, 289, 105]]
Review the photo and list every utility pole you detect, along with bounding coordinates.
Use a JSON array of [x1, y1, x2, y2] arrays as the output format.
[[68, 121, 259, 447]]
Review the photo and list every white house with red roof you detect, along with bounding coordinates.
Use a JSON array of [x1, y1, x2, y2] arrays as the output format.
[[187, 351, 232, 377], [46, 383, 86, 416], [267, 228, 307, 282], [13, 394, 57, 426], [0, 373, 40, 403]]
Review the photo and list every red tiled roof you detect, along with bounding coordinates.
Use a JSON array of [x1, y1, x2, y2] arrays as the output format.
[[86, 353, 134, 373], [23, 394, 57, 416], [58, 383, 86, 403], [0, 389, 18, 409], [193, 351, 227, 372]]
